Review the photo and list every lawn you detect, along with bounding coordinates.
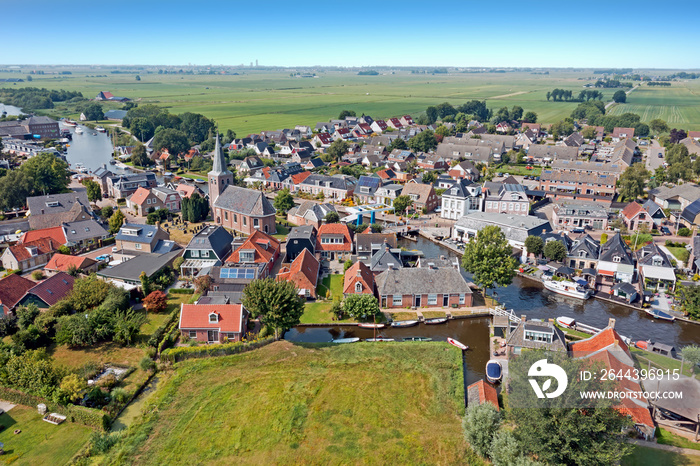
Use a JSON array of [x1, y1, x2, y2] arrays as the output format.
[[666, 246, 690, 263], [98, 340, 474, 465], [497, 164, 542, 177], [0, 405, 93, 465], [422, 310, 447, 318], [630, 347, 697, 379], [657, 427, 700, 451], [300, 274, 350, 324], [622, 445, 700, 466]]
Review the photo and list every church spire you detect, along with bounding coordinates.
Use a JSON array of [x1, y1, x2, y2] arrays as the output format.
[[210, 132, 230, 176]]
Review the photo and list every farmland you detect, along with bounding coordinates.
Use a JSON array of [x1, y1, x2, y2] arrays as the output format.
[[607, 82, 700, 130], [96, 340, 475, 465]]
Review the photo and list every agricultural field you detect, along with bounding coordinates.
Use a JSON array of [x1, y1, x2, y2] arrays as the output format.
[[1, 69, 620, 135], [607, 81, 700, 130], [96, 340, 473, 465]]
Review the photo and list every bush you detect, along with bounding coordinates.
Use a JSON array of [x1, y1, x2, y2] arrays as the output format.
[[110, 387, 130, 404], [96, 373, 117, 390], [168, 288, 195, 294], [31, 270, 45, 280], [462, 403, 501, 458], [143, 290, 168, 313], [678, 227, 692, 237], [88, 430, 122, 455], [139, 356, 156, 372]]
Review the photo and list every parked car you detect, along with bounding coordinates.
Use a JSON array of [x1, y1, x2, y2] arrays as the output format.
[[661, 226, 672, 235], [96, 254, 111, 262], [572, 227, 585, 233]]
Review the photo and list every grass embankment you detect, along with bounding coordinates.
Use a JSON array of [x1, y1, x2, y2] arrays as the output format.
[[629, 347, 698, 379], [0, 405, 92, 465], [666, 247, 690, 263], [622, 445, 700, 466], [657, 428, 700, 451], [301, 274, 351, 324], [97, 340, 474, 465]]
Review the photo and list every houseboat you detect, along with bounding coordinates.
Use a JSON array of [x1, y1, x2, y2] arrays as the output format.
[[543, 280, 592, 300]]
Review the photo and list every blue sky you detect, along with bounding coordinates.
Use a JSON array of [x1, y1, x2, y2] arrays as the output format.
[[5, 1, 700, 68]]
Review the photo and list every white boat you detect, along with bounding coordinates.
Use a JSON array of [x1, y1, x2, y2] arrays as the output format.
[[358, 323, 385, 329], [391, 320, 419, 328], [556, 316, 576, 328], [543, 280, 592, 300], [95, 126, 106, 132], [486, 360, 502, 384], [365, 337, 395, 342], [447, 338, 468, 351], [63, 119, 77, 127], [194, 178, 206, 184], [332, 337, 360, 344], [75, 126, 83, 134]]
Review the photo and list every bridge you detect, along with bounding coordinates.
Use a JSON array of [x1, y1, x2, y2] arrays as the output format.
[[341, 203, 396, 225]]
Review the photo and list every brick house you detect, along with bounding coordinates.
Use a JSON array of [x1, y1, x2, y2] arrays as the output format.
[[224, 230, 281, 278], [45, 253, 99, 275], [620, 202, 655, 232], [179, 303, 248, 343], [401, 182, 438, 213], [107, 173, 158, 199], [276, 249, 320, 299], [213, 186, 277, 235], [0, 274, 35, 316], [18, 272, 75, 309], [1, 237, 60, 272], [152, 187, 181, 212], [316, 223, 353, 261], [375, 266, 473, 309], [298, 174, 357, 201], [343, 261, 376, 297], [127, 187, 163, 216]]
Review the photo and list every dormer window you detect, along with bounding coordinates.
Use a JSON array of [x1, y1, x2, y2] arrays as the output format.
[[613, 256, 621, 263], [209, 313, 218, 323], [355, 282, 363, 293], [579, 251, 586, 257]]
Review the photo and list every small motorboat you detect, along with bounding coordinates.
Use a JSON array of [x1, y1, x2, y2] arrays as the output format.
[[63, 119, 77, 127], [645, 308, 675, 321], [194, 178, 206, 184], [447, 338, 468, 351], [92, 132, 97, 136], [543, 280, 592, 300], [181, 177, 193, 182], [95, 126, 106, 132], [358, 323, 385, 329], [635, 340, 648, 350], [402, 337, 432, 342], [556, 316, 576, 329], [486, 360, 503, 384], [75, 126, 83, 134], [391, 320, 419, 328], [164, 172, 174, 177], [424, 318, 447, 325], [365, 337, 395, 342], [109, 159, 117, 165], [333, 337, 360, 344]]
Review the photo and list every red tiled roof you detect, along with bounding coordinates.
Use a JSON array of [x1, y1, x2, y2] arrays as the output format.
[[689, 131, 700, 139], [179, 303, 245, 333], [621, 202, 645, 220], [176, 183, 196, 199], [376, 169, 396, 180], [316, 133, 333, 144], [128, 187, 153, 206], [389, 118, 403, 127], [45, 253, 96, 272], [612, 127, 635, 138], [26, 272, 75, 306], [316, 223, 353, 252], [467, 380, 500, 411], [20, 226, 66, 245], [343, 261, 375, 295], [290, 171, 312, 185], [7, 238, 60, 262], [0, 274, 35, 312], [374, 120, 388, 129], [569, 327, 629, 356], [277, 249, 319, 296], [224, 230, 280, 265]]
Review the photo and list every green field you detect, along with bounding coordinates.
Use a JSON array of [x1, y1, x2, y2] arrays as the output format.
[[607, 83, 700, 130], [0, 404, 93, 465], [97, 340, 472, 465], [622, 445, 700, 466], [0, 69, 622, 135]]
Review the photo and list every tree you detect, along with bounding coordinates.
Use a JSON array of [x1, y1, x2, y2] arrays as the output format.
[[388, 137, 408, 151], [342, 294, 381, 321], [462, 403, 501, 458], [130, 143, 150, 167], [421, 171, 436, 184], [194, 275, 211, 294], [461, 225, 517, 292], [617, 164, 649, 201], [21, 153, 70, 196], [143, 290, 167, 313], [70, 275, 111, 312], [109, 209, 125, 234], [338, 110, 356, 120], [324, 211, 340, 223], [343, 259, 353, 272], [82, 179, 102, 203], [129, 118, 155, 142], [370, 223, 383, 233], [678, 227, 691, 237], [393, 195, 412, 217], [612, 90, 627, 103], [524, 235, 544, 257], [178, 112, 216, 145], [681, 345, 700, 375], [489, 430, 526, 466], [543, 240, 567, 262], [0, 170, 34, 211], [582, 126, 598, 140], [139, 271, 151, 297], [16, 304, 40, 330], [408, 130, 437, 152], [241, 278, 305, 339], [324, 139, 348, 163], [522, 111, 537, 123], [434, 125, 451, 137], [153, 128, 189, 155], [101, 206, 114, 218], [273, 188, 295, 214], [510, 106, 524, 121], [83, 103, 104, 121], [425, 106, 438, 124], [181, 192, 209, 223], [649, 118, 669, 134], [59, 373, 86, 403]]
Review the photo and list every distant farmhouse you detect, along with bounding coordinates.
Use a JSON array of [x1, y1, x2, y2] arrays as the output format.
[[95, 91, 130, 102]]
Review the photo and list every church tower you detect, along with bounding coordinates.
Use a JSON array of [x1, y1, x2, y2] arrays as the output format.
[[208, 133, 234, 223]]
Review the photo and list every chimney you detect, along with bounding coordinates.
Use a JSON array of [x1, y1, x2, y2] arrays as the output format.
[[548, 318, 554, 325], [521, 315, 526, 323], [608, 318, 616, 329], [156, 221, 161, 229], [356, 269, 362, 277]]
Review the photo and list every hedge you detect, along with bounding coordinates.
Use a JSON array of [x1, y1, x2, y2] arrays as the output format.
[[102, 236, 116, 245], [168, 288, 195, 295], [0, 386, 109, 430], [157, 317, 181, 354], [160, 337, 275, 364], [147, 308, 180, 348]]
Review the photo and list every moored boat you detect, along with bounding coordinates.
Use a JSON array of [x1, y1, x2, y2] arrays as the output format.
[[402, 336, 432, 342], [645, 308, 675, 321], [332, 337, 360, 344], [391, 320, 419, 328], [486, 360, 503, 384], [556, 316, 576, 328], [635, 340, 648, 350], [358, 323, 385, 329], [424, 318, 447, 325], [63, 119, 77, 127], [75, 126, 83, 134], [365, 337, 395, 342], [543, 280, 592, 300], [194, 178, 206, 184], [95, 126, 106, 132], [447, 337, 468, 350]]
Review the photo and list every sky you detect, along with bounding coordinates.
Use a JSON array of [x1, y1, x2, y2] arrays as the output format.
[[5, 1, 700, 69]]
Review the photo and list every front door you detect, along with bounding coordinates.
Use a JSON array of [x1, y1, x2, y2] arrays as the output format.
[[207, 330, 219, 342], [443, 294, 449, 307], [415, 295, 421, 307]]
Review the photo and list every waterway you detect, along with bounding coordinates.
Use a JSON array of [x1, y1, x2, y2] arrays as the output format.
[[0, 103, 24, 116]]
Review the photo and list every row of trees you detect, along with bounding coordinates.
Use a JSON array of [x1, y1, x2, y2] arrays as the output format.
[[181, 192, 209, 223], [0, 153, 70, 210], [0, 87, 84, 110]]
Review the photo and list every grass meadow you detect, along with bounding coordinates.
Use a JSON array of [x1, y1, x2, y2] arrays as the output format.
[[96, 340, 475, 465], [607, 82, 700, 130]]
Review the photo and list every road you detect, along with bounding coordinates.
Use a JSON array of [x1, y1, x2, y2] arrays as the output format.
[[646, 139, 666, 171]]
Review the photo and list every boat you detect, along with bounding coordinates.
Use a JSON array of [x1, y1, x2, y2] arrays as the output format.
[[486, 360, 503, 384], [181, 177, 193, 182], [75, 126, 83, 134], [358, 323, 385, 329], [194, 178, 206, 184], [391, 320, 419, 328], [424, 318, 447, 325], [635, 340, 649, 350], [365, 337, 395, 342], [332, 337, 360, 344], [95, 126, 106, 132], [556, 316, 576, 328], [164, 172, 174, 177], [63, 119, 77, 127], [92, 132, 97, 136], [543, 280, 592, 300], [109, 159, 117, 165], [447, 338, 468, 351], [645, 308, 675, 321], [402, 337, 432, 342]]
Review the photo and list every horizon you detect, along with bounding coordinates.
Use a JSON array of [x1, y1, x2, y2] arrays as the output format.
[[5, 0, 700, 68]]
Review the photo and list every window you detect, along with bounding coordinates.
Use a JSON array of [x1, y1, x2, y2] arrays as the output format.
[[613, 256, 621, 263], [514, 203, 520, 211], [355, 282, 363, 293], [392, 295, 403, 306], [240, 251, 254, 262], [189, 330, 197, 338], [486, 201, 492, 209], [209, 313, 218, 323], [225, 211, 228, 220], [234, 214, 237, 223], [135, 243, 142, 250], [201, 250, 210, 258], [243, 217, 247, 226], [459, 294, 465, 305], [428, 294, 437, 305], [254, 218, 259, 227], [191, 250, 199, 257]]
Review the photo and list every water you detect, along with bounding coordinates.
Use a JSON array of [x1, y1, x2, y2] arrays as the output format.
[[285, 318, 492, 385], [110, 376, 159, 431], [0, 103, 24, 116]]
